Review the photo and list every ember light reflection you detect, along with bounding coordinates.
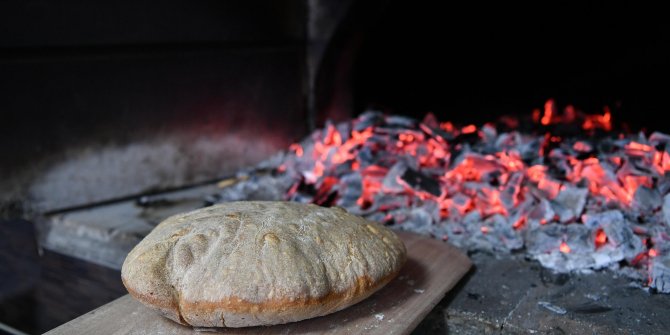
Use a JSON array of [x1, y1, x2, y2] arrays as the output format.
[[277, 100, 670, 293]]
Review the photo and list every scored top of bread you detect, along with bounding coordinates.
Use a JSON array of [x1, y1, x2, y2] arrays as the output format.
[[121, 201, 406, 328]]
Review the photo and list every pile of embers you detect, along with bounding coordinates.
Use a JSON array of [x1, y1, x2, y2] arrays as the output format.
[[216, 100, 670, 293]]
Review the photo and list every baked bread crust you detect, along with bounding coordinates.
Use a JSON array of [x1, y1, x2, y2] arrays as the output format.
[[121, 201, 406, 327]]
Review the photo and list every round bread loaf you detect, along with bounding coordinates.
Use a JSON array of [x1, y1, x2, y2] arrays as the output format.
[[121, 201, 406, 328]]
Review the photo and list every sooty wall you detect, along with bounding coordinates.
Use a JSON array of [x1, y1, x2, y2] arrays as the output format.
[[0, 1, 307, 216]]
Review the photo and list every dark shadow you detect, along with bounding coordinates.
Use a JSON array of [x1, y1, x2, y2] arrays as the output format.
[[0, 219, 127, 334]]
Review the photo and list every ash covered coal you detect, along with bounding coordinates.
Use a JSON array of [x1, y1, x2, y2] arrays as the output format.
[[213, 101, 670, 293]]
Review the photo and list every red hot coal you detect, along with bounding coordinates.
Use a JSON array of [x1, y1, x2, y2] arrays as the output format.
[[216, 100, 670, 293]]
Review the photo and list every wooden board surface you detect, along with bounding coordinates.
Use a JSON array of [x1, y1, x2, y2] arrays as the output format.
[[45, 231, 471, 335]]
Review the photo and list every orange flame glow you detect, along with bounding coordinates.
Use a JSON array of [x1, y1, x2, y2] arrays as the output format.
[[461, 124, 477, 134], [595, 229, 607, 248], [582, 106, 612, 131], [541, 99, 554, 125], [559, 242, 571, 254], [289, 143, 304, 157]]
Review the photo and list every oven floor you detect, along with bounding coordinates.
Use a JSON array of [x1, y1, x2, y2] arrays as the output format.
[[415, 251, 670, 334]]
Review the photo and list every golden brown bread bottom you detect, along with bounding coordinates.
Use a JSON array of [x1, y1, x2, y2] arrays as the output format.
[[124, 268, 401, 327]]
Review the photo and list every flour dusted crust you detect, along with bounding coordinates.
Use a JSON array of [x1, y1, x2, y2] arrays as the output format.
[[121, 201, 406, 328]]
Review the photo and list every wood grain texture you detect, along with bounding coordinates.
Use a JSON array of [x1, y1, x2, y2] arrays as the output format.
[[45, 231, 471, 335]]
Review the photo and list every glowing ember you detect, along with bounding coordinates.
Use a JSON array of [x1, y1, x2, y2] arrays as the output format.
[[541, 99, 554, 125], [559, 242, 571, 254], [512, 217, 526, 230], [461, 124, 477, 134], [595, 229, 608, 248], [263, 99, 670, 293], [289, 143, 303, 157], [534, 99, 614, 133], [573, 141, 592, 152], [582, 107, 612, 131]]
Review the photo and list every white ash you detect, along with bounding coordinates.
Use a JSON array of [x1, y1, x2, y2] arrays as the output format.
[[662, 194, 670, 229], [538, 301, 567, 315], [650, 255, 670, 293]]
